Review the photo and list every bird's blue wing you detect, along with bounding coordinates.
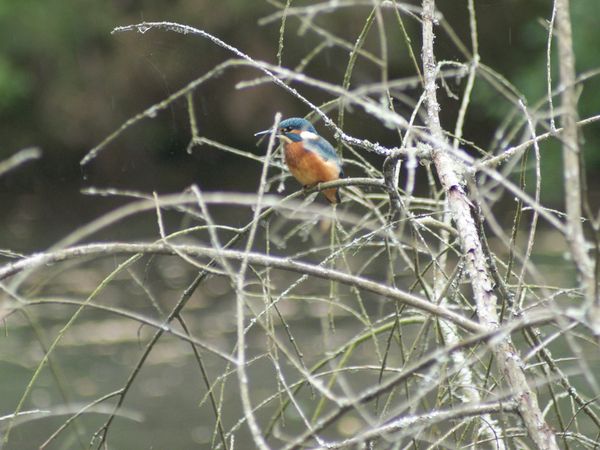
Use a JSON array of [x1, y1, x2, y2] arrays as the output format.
[[304, 137, 341, 165]]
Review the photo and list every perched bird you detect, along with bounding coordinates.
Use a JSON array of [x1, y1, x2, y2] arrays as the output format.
[[255, 117, 344, 203]]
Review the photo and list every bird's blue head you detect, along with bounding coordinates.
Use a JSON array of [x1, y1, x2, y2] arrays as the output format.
[[255, 117, 317, 143], [278, 118, 316, 134]]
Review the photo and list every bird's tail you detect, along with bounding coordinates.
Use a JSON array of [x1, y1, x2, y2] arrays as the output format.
[[323, 188, 341, 204]]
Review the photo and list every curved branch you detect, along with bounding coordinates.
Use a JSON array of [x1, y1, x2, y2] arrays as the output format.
[[1, 242, 484, 333]]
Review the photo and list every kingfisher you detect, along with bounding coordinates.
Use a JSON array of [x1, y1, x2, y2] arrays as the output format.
[[255, 117, 344, 204]]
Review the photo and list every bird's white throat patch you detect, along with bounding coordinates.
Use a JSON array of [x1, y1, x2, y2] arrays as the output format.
[[300, 131, 319, 140]]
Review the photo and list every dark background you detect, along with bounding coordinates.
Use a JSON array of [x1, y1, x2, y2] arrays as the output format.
[[1, 0, 599, 253]]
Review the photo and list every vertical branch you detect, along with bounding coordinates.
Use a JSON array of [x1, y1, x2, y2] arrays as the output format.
[[276, 0, 292, 66], [515, 100, 541, 309], [420, 1, 559, 448], [434, 208, 506, 450], [235, 113, 281, 450], [555, 0, 597, 330], [452, 0, 479, 149], [432, 6, 502, 439], [546, 2, 558, 131]]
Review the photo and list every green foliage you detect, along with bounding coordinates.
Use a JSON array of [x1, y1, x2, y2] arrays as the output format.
[[467, 0, 600, 201], [0, 57, 31, 111]]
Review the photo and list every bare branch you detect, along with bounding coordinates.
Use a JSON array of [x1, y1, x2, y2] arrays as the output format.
[[555, 0, 598, 332], [420, 0, 558, 447]]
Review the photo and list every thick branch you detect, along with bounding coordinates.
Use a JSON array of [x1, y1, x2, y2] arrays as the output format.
[[420, 1, 558, 448], [555, 0, 597, 330]]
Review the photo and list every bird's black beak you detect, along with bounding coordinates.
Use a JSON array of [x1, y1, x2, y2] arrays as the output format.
[[254, 128, 275, 137]]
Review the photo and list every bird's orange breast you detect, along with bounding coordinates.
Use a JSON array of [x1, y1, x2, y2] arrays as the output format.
[[284, 141, 341, 203], [284, 142, 340, 184]]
